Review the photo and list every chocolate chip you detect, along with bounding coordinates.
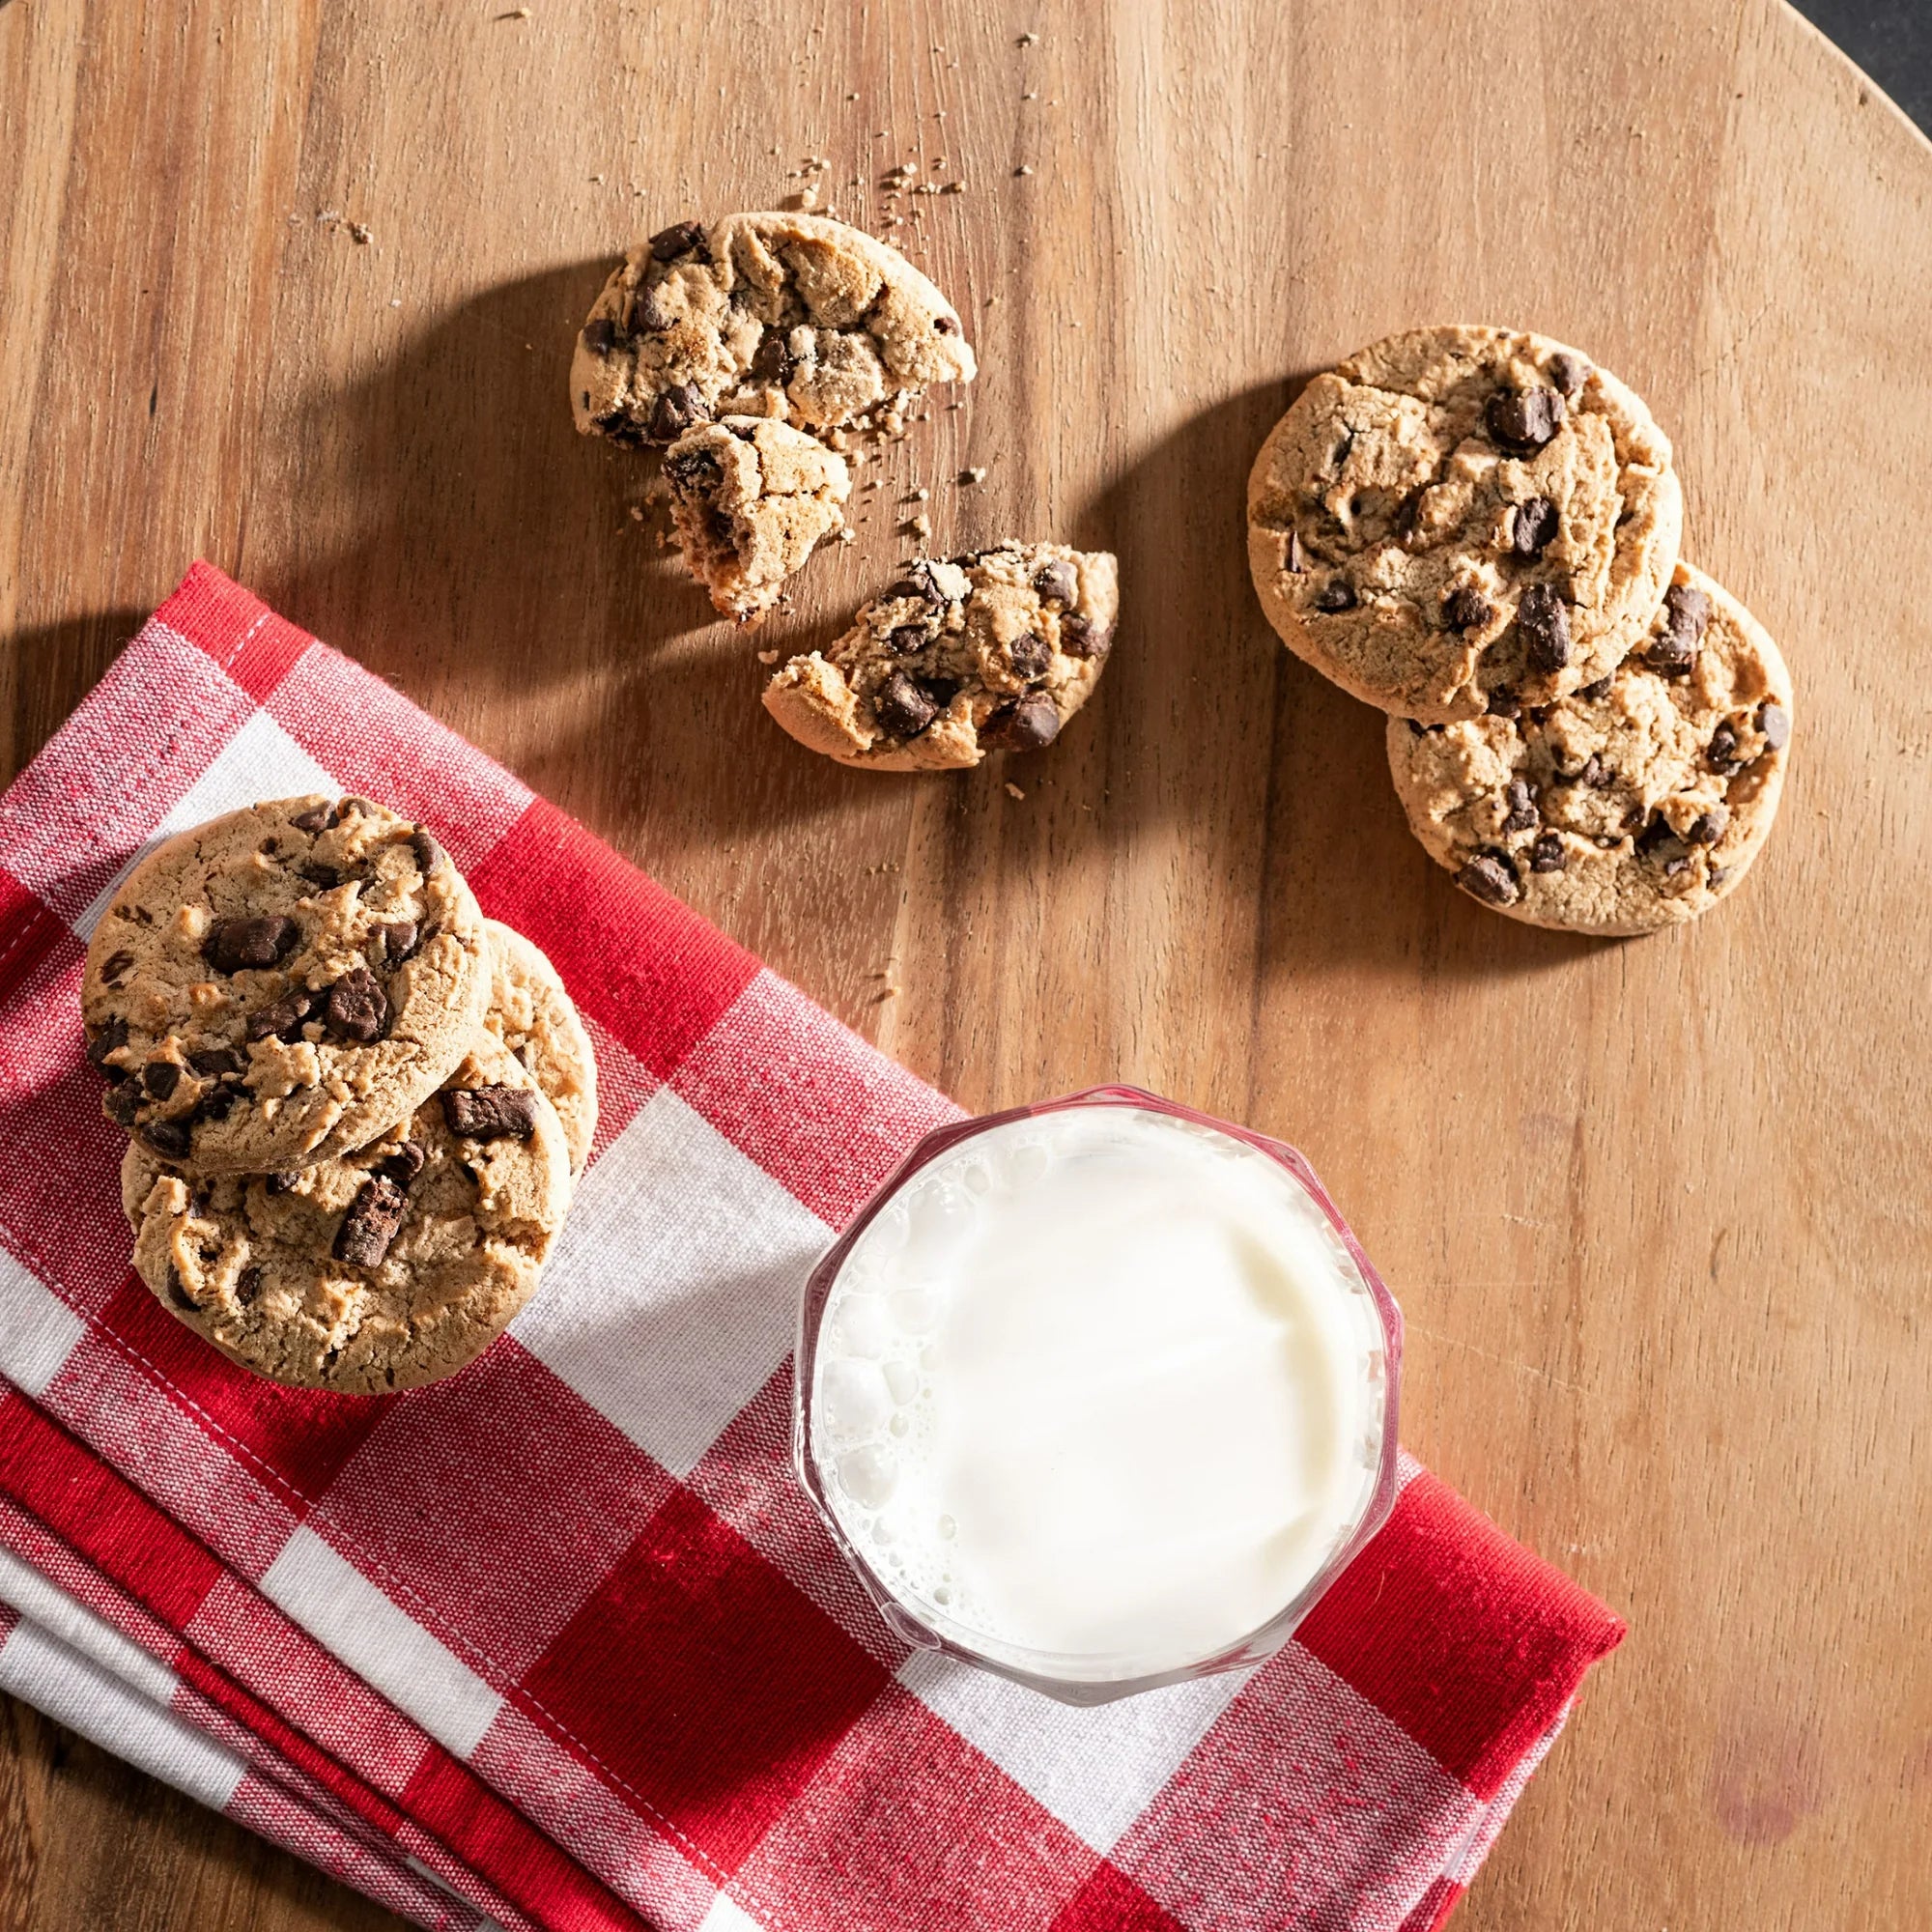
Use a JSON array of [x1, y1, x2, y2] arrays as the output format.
[[1032, 560, 1079, 609], [1578, 676, 1613, 701], [648, 220, 708, 262], [1579, 753, 1616, 789], [85, 1016, 128, 1075], [1686, 807, 1729, 845], [378, 1140, 427, 1187], [1008, 631, 1052, 680], [1707, 723, 1741, 772], [1059, 614, 1112, 661], [581, 316, 618, 355], [206, 915, 299, 973], [887, 624, 928, 657], [442, 1085, 541, 1141], [1284, 529, 1305, 574], [934, 313, 959, 335], [1517, 583, 1573, 672], [323, 969, 389, 1043], [99, 950, 135, 986], [1663, 854, 1691, 878], [1443, 585, 1495, 632], [103, 1085, 141, 1128], [593, 408, 645, 447], [1529, 832, 1567, 873], [981, 695, 1062, 752], [290, 804, 334, 833], [199, 1085, 238, 1122], [188, 1047, 247, 1079], [333, 1175, 410, 1268], [1646, 582, 1711, 677], [410, 827, 445, 878], [1548, 352, 1590, 399], [378, 920, 421, 964], [1315, 579, 1356, 613], [235, 1266, 265, 1307], [247, 988, 315, 1042], [143, 1119, 192, 1158], [664, 447, 722, 493], [1487, 685, 1521, 719], [1456, 851, 1520, 906], [1485, 388, 1565, 454], [633, 287, 673, 333], [874, 669, 941, 739], [1500, 779, 1540, 834], [265, 1171, 302, 1195], [1707, 865, 1728, 888], [888, 564, 948, 608], [1757, 701, 1790, 751], [1512, 497, 1559, 557], [751, 329, 795, 384], [648, 381, 710, 444]]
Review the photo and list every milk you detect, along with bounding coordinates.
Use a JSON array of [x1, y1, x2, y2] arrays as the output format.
[[804, 1100, 1395, 1689]]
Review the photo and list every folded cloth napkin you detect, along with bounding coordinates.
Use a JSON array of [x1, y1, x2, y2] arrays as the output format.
[[0, 564, 1624, 1932]]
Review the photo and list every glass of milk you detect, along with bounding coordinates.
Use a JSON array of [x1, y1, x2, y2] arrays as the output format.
[[794, 1086, 1402, 1705]]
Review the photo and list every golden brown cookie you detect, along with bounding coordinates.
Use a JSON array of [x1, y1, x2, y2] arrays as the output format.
[[482, 921, 597, 1176]]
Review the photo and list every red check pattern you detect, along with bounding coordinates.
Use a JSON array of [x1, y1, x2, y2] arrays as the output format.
[[0, 565, 1624, 1931]]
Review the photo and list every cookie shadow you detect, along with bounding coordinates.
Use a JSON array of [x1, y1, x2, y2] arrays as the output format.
[[3, 609, 155, 784]]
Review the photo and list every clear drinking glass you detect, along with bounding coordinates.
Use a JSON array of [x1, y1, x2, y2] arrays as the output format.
[[792, 1085, 1405, 1706]]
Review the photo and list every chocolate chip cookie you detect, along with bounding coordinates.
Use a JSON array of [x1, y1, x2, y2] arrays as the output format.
[[1248, 326, 1682, 723], [762, 542, 1118, 771], [122, 1036, 571, 1393], [83, 797, 490, 1175], [572, 213, 975, 447], [663, 416, 851, 622], [482, 921, 597, 1177], [1386, 563, 1793, 934]]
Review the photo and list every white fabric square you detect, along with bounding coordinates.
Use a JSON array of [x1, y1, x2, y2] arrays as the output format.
[[899, 1649, 1248, 1853], [73, 710, 336, 937], [0, 1546, 178, 1706], [696, 1896, 761, 1932], [0, 1248, 85, 1396], [260, 1526, 502, 1759], [510, 1087, 830, 1476]]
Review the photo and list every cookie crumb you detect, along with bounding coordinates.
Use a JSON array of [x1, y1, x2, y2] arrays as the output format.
[[959, 467, 987, 485], [907, 487, 930, 502], [1017, 29, 1039, 43], [1005, 781, 1026, 801], [495, 5, 530, 15], [942, 181, 965, 195], [756, 649, 780, 665], [1014, 164, 1034, 177], [627, 505, 644, 522], [838, 527, 857, 543]]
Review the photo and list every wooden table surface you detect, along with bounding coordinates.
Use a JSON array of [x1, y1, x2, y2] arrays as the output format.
[[3, 0, 1929, 1925]]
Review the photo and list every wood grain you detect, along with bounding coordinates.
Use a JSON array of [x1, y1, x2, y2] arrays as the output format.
[[2, 0, 1929, 1925]]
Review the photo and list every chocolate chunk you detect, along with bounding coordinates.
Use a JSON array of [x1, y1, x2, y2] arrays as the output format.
[[1548, 352, 1590, 399], [99, 950, 135, 986], [1707, 865, 1728, 888], [1529, 832, 1567, 873], [1511, 496, 1559, 557], [1487, 685, 1521, 719], [378, 920, 421, 963], [442, 1085, 540, 1141], [1500, 779, 1540, 834], [378, 1140, 427, 1187], [888, 564, 949, 608], [981, 695, 1062, 753], [333, 1175, 409, 1268], [410, 827, 445, 878], [751, 328, 795, 384], [1646, 582, 1711, 676], [265, 1171, 302, 1195], [103, 1084, 141, 1128], [1059, 614, 1112, 661], [632, 287, 673, 333], [1443, 585, 1494, 632], [1032, 560, 1079, 609], [290, 803, 334, 833], [593, 408, 645, 447], [1707, 722, 1741, 772], [187, 1047, 247, 1079], [648, 220, 708, 262], [933, 313, 959, 335], [1663, 854, 1691, 878], [247, 988, 315, 1042], [143, 1119, 192, 1158], [1757, 701, 1790, 751], [648, 381, 710, 444], [1456, 851, 1520, 906], [85, 1016, 128, 1075], [664, 447, 722, 493], [1686, 807, 1729, 845], [1578, 676, 1613, 701], [235, 1265, 265, 1307], [1008, 631, 1052, 680], [1284, 528, 1305, 574], [887, 624, 928, 657], [873, 670, 942, 739], [1517, 583, 1573, 672], [140, 1060, 180, 1099], [206, 915, 299, 973], [1314, 579, 1356, 613], [199, 1085, 238, 1122], [581, 315, 618, 355], [1485, 388, 1565, 453], [325, 969, 389, 1043], [1581, 753, 1616, 789]]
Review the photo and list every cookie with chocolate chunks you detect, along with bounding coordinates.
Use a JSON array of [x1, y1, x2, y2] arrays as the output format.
[[1247, 325, 1683, 722], [121, 1037, 570, 1394], [82, 796, 490, 1175], [481, 922, 598, 1176], [762, 541, 1119, 770], [1384, 562, 1793, 934]]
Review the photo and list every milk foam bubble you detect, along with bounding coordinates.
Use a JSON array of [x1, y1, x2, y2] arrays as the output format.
[[808, 1104, 1390, 1681]]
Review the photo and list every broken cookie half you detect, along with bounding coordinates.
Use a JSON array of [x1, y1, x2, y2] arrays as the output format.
[[762, 542, 1118, 771], [665, 418, 851, 623]]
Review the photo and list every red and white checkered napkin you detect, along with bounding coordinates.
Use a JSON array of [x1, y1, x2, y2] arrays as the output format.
[[0, 564, 1624, 1932]]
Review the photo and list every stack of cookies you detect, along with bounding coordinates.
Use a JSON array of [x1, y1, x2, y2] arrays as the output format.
[[1246, 326, 1794, 935], [81, 797, 597, 1393]]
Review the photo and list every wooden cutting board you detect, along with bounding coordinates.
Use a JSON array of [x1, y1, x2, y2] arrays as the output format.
[[2, 1, 1928, 1925]]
